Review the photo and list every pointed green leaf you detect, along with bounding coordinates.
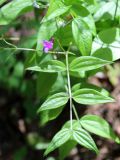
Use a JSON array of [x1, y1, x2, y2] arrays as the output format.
[[70, 4, 96, 35], [94, 2, 120, 21], [80, 115, 120, 143], [73, 128, 99, 154], [72, 89, 114, 105], [71, 4, 90, 17], [72, 83, 110, 97], [36, 72, 65, 98], [44, 128, 71, 155], [59, 140, 77, 160], [42, 0, 71, 22], [56, 24, 74, 46], [70, 56, 111, 72], [72, 18, 92, 56], [27, 60, 66, 73], [98, 28, 117, 44], [82, 15, 96, 36], [92, 38, 120, 61], [40, 107, 64, 125], [0, 0, 32, 25], [38, 92, 69, 112]]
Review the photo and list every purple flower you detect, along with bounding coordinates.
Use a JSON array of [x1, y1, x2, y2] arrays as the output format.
[[43, 38, 54, 53]]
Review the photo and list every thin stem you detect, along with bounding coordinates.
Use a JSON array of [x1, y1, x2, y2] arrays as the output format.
[[3, 38, 17, 48], [0, 47, 38, 52], [65, 19, 72, 27], [0, 37, 20, 41], [72, 104, 82, 127], [0, 46, 67, 54], [72, 104, 79, 122], [65, 51, 73, 130], [56, 38, 65, 52], [114, 0, 119, 20]]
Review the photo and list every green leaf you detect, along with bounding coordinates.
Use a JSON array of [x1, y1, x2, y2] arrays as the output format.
[[70, 4, 96, 36], [70, 56, 111, 72], [72, 88, 114, 105], [92, 48, 113, 61], [44, 128, 71, 155], [56, 24, 74, 46], [40, 107, 64, 125], [63, 0, 81, 5], [72, 17, 92, 56], [37, 72, 66, 99], [80, 115, 120, 143], [0, 0, 32, 25], [26, 60, 66, 73], [36, 19, 58, 52], [98, 28, 117, 44], [38, 92, 69, 112], [82, 15, 96, 36], [71, 4, 90, 17], [42, 0, 71, 22], [59, 140, 77, 160], [92, 35, 120, 61], [73, 128, 99, 154], [62, 120, 79, 130], [72, 83, 110, 97], [94, 1, 120, 21], [0, 0, 6, 5], [85, 0, 96, 5]]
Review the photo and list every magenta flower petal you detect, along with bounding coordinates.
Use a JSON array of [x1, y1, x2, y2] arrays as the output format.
[[43, 38, 54, 53], [44, 47, 49, 53]]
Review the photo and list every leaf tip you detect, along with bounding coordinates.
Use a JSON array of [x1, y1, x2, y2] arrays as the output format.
[[115, 137, 120, 144], [37, 107, 43, 114]]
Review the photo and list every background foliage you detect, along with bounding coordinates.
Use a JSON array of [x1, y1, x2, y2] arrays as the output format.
[[0, 0, 120, 160]]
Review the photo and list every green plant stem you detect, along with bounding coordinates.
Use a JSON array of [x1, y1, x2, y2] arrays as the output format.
[[0, 46, 67, 54], [72, 104, 79, 122], [65, 51, 73, 130], [0, 47, 37, 51], [72, 104, 82, 127], [0, 37, 20, 41], [56, 38, 65, 52], [3, 38, 17, 48], [114, 0, 119, 20]]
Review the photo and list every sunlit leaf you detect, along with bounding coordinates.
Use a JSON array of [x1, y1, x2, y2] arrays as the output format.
[[40, 107, 64, 125], [72, 88, 114, 105], [38, 92, 69, 112], [72, 17, 92, 56], [27, 60, 66, 73], [98, 28, 117, 44], [71, 4, 96, 35], [80, 115, 120, 143], [0, 0, 32, 25], [59, 140, 77, 160], [44, 128, 71, 155], [70, 56, 111, 72], [73, 127, 99, 154], [42, 0, 71, 22]]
